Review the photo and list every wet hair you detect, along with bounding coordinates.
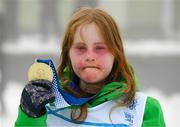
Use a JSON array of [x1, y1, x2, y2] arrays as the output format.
[[57, 7, 136, 122]]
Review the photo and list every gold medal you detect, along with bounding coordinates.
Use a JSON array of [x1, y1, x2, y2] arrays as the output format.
[[28, 62, 53, 82]]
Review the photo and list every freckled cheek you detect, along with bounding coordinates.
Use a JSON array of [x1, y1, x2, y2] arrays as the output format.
[[76, 61, 84, 70], [97, 52, 114, 63], [100, 56, 114, 72], [71, 56, 84, 70]]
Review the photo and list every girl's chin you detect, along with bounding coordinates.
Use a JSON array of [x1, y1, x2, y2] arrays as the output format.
[[82, 79, 101, 84], [82, 73, 100, 81], [81, 75, 104, 84]]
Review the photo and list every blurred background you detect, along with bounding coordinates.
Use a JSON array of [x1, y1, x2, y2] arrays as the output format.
[[0, 0, 179, 126]]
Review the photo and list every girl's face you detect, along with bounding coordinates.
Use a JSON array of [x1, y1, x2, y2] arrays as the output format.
[[69, 23, 114, 84]]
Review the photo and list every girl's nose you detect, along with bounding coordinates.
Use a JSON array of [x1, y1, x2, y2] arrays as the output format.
[[85, 50, 96, 62], [85, 57, 95, 62]]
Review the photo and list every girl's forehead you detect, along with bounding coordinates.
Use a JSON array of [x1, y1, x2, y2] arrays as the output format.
[[73, 23, 105, 44]]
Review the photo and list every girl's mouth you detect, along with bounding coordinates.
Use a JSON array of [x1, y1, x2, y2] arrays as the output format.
[[83, 66, 100, 70]]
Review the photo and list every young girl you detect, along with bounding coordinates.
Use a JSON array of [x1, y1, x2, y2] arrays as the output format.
[[15, 7, 166, 127]]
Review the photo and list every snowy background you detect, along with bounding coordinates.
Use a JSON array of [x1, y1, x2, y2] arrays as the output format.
[[0, 0, 180, 127]]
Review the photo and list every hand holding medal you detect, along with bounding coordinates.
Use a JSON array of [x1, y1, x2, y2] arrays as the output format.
[[20, 60, 55, 118]]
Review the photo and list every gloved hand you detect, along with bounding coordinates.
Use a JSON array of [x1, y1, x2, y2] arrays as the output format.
[[20, 79, 55, 118]]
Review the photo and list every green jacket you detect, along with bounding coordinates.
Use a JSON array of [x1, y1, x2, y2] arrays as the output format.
[[15, 95, 165, 127]]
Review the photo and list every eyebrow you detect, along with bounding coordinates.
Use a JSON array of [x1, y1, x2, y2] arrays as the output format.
[[72, 42, 85, 46], [94, 42, 106, 45], [73, 42, 105, 45]]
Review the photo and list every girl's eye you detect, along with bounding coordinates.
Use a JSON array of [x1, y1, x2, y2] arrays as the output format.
[[76, 46, 86, 50], [75, 46, 87, 53]]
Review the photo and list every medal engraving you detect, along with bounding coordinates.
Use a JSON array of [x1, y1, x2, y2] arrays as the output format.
[[28, 62, 53, 82]]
